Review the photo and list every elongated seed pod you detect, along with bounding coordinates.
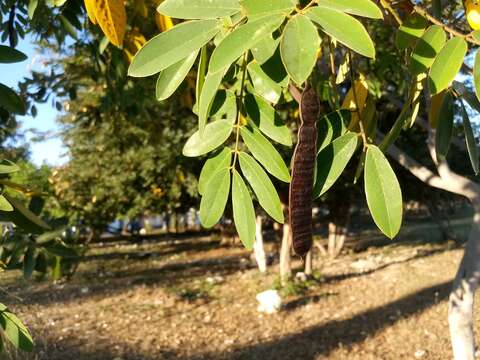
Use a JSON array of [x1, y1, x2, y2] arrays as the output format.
[[289, 86, 319, 258]]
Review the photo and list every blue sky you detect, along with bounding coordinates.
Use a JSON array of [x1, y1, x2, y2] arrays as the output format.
[[0, 35, 66, 167]]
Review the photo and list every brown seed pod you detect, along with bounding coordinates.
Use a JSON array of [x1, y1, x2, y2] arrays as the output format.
[[289, 86, 319, 258]]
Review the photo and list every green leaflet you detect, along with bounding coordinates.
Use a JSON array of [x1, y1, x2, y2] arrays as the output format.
[[0, 195, 13, 212], [316, 0, 383, 19], [435, 92, 454, 161], [0, 159, 20, 174], [28, 0, 38, 19], [251, 35, 279, 65], [128, 20, 220, 77], [307, 6, 375, 58], [196, 46, 208, 105], [0, 45, 27, 64], [0, 83, 26, 115], [183, 119, 234, 157], [210, 90, 237, 121], [23, 246, 36, 278], [317, 110, 350, 152], [198, 147, 232, 195], [199, 166, 231, 227], [156, 50, 198, 101], [232, 170, 256, 249], [460, 100, 479, 175], [280, 15, 320, 85], [396, 13, 428, 50], [364, 145, 403, 239], [313, 132, 359, 198], [208, 14, 285, 73], [157, 0, 241, 19], [240, 0, 295, 18], [410, 25, 446, 75], [428, 36, 467, 95], [239, 152, 284, 223], [240, 126, 290, 182], [247, 61, 282, 104], [2, 194, 50, 234], [199, 68, 226, 134], [474, 50, 480, 103], [0, 304, 33, 352], [244, 93, 292, 146]]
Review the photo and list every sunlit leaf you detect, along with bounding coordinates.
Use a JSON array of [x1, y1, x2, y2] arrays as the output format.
[[307, 6, 375, 58], [93, 0, 127, 47], [244, 93, 292, 146], [396, 12, 428, 50], [199, 167, 230, 227], [128, 20, 220, 77], [410, 25, 446, 75], [209, 15, 285, 74], [156, 50, 198, 101], [317, 0, 383, 19], [239, 152, 284, 223], [241, 0, 295, 18], [0, 303, 33, 352], [198, 147, 232, 195], [280, 15, 320, 85], [158, 0, 241, 19], [232, 170, 256, 249], [313, 132, 359, 198], [241, 126, 290, 182], [364, 145, 403, 239], [428, 36, 467, 95], [183, 120, 234, 157]]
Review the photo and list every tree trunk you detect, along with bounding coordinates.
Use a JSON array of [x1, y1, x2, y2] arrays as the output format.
[[254, 215, 267, 273], [381, 131, 480, 359], [280, 221, 292, 286], [304, 250, 312, 276]]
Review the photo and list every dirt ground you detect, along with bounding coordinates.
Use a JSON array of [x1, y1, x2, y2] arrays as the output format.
[[0, 230, 477, 360]]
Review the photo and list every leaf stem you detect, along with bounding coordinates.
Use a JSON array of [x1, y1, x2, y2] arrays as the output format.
[[347, 51, 368, 149], [328, 40, 340, 107], [412, 4, 480, 45], [231, 52, 249, 170]]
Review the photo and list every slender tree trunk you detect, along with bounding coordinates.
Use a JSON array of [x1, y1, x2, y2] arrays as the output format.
[[304, 250, 312, 276], [254, 215, 267, 273], [327, 222, 337, 257], [280, 221, 292, 286], [381, 131, 480, 359]]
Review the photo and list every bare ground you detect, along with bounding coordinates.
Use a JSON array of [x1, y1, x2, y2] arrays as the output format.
[[0, 232, 476, 360]]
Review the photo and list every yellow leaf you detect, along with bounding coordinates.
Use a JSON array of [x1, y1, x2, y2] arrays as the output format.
[[123, 28, 147, 63], [429, 91, 446, 129], [155, 13, 174, 32], [342, 74, 368, 130], [84, 0, 97, 24], [94, 0, 127, 48]]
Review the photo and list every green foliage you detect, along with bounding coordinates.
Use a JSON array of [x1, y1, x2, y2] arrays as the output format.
[[0, 303, 33, 352], [314, 132, 359, 198], [128, 20, 220, 77], [239, 152, 284, 223], [306, 6, 375, 58], [280, 14, 320, 85], [364, 145, 403, 239], [232, 170, 256, 249], [428, 37, 467, 95]]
